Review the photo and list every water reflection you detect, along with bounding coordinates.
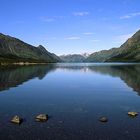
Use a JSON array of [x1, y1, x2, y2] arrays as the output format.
[[0, 64, 56, 91], [0, 63, 140, 140], [57, 63, 140, 95], [89, 65, 140, 94], [0, 63, 140, 95]]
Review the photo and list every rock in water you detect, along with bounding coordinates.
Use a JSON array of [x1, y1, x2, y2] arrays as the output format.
[[35, 114, 48, 122], [99, 117, 108, 123], [128, 112, 138, 117], [11, 115, 23, 124]]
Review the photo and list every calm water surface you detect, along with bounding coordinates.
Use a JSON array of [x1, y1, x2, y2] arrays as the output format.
[[0, 63, 140, 140]]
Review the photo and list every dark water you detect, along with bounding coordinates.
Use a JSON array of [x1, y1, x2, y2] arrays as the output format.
[[0, 63, 140, 140]]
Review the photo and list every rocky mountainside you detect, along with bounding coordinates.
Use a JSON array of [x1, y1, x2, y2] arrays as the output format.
[[85, 29, 140, 62], [0, 33, 60, 64], [59, 54, 86, 62], [85, 48, 118, 62]]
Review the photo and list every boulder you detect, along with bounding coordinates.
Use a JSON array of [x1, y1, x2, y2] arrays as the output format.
[[128, 112, 138, 117], [10, 115, 23, 124], [99, 117, 108, 123], [35, 114, 48, 122]]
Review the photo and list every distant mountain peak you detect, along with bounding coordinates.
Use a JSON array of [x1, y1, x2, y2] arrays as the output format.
[[59, 54, 86, 62], [81, 53, 90, 58]]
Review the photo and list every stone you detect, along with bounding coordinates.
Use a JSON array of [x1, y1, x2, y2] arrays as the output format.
[[35, 114, 48, 122], [99, 117, 108, 123], [10, 115, 23, 124], [58, 121, 63, 124], [128, 112, 138, 117]]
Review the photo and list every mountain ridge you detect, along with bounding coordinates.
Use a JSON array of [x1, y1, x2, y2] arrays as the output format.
[[59, 54, 87, 62], [0, 33, 60, 64], [86, 29, 140, 62], [1, 29, 140, 63], [61, 29, 140, 63]]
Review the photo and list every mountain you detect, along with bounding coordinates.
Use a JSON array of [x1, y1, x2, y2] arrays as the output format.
[[0, 33, 60, 64], [107, 30, 140, 62], [81, 53, 90, 58], [59, 54, 86, 62], [85, 48, 118, 62], [85, 29, 140, 62]]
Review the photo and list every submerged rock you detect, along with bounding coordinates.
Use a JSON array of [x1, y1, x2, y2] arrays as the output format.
[[58, 120, 64, 124], [128, 112, 138, 117], [10, 115, 23, 124], [35, 114, 48, 122], [99, 117, 108, 123]]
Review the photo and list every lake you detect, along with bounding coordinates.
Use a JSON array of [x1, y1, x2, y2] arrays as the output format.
[[0, 63, 140, 140]]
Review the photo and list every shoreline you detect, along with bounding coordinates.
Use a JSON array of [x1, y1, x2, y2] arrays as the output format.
[[1, 62, 140, 66], [0, 62, 56, 66]]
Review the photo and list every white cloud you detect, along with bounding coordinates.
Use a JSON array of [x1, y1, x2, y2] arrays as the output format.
[[120, 12, 140, 19], [40, 17, 55, 22], [65, 36, 80, 40], [40, 16, 64, 22], [73, 12, 89, 16], [83, 32, 94, 35], [90, 39, 100, 42], [50, 37, 57, 40], [11, 20, 24, 24]]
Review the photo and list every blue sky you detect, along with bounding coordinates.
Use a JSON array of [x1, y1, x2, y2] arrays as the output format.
[[1, 0, 140, 55]]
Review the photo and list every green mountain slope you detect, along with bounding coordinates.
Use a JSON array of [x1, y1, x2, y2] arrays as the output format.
[[86, 29, 140, 62], [60, 54, 86, 62], [107, 30, 140, 62], [85, 48, 118, 62], [0, 33, 60, 63]]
